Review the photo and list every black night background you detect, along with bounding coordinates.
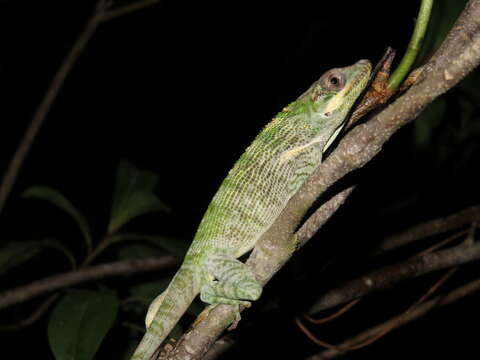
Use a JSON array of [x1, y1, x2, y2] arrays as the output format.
[[1, 1, 479, 359]]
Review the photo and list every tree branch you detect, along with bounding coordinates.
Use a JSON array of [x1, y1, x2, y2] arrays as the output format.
[[0, 1, 106, 214], [163, 1, 480, 358], [0, 256, 177, 309], [308, 241, 480, 314], [195, 188, 356, 360], [309, 276, 480, 359], [377, 205, 480, 253], [0, 0, 160, 214], [0, 294, 60, 331]]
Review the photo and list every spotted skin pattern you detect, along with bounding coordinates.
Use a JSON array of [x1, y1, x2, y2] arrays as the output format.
[[131, 60, 371, 360]]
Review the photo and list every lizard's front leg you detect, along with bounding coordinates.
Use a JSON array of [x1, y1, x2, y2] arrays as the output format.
[[200, 254, 262, 324]]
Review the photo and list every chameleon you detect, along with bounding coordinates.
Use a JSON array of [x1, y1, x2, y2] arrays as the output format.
[[131, 59, 371, 359]]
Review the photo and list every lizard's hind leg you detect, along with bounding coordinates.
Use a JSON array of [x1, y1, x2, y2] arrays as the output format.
[[201, 254, 262, 322]]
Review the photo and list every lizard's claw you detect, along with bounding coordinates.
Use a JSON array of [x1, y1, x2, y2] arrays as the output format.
[[228, 305, 242, 330], [228, 302, 251, 330]]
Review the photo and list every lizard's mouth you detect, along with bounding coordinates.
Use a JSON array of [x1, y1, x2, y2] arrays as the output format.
[[343, 60, 372, 100], [322, 60, 372, 152]]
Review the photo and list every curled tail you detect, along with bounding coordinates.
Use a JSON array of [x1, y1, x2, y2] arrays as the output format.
[[131, 265, 203, 360]]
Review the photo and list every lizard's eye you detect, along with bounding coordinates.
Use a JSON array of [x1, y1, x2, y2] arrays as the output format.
[[329, 76, 339, 85], [320, 70, 346, 91]]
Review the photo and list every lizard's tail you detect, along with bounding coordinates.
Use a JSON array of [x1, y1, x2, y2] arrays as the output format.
[[131, 265, 203, 360]]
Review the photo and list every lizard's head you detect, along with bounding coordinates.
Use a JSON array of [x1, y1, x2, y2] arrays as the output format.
[[301, 59, 372, 151]]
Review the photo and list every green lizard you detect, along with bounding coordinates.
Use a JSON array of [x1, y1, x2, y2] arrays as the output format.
[[131, 59, 371, 359]]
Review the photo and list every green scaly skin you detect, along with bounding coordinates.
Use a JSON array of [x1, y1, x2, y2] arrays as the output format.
[[131, 59, 371, 359]]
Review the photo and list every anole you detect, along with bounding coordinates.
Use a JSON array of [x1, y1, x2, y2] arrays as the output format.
[[131, 59, 372, 360]]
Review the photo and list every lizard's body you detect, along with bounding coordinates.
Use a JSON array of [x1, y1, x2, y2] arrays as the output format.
[[132, 60, 371, 359]]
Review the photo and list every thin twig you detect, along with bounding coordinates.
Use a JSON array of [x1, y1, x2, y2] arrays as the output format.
[[299, 266, 456, 353], [0, 256, 177, 309], [0, 294, 60, 331], [0, 0, 161, 214], [304, 225, 466, 324], [296, 186, 356, 248], [302, 225, 465, 346], [304, 299, 361, 325], [378, 205, 480, 253], [295, 317, 345, 352], [416, 229, 469, 257], [309, 275, 480, 360], [308, 239, 479, 314], [299, 220, 469, 349], [339, 267, 456, 352], [0, 2, 107, 213]]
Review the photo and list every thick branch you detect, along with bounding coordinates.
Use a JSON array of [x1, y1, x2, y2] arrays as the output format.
[[309, 241, 480, 314], [0, 256, 177, 309], [163, 1, 480, 358], [168, 187, 356, 359]]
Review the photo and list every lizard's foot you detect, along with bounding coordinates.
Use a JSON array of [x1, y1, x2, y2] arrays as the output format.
[[201, 282, 255, 329], [200, 253, 262, 329]]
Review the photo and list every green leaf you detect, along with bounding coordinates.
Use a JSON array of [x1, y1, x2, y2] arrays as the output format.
[[108, 161, 170, 234], [48, 290, 119, 360], [22, 186, 92, 253], [0, 239, 76, 275]]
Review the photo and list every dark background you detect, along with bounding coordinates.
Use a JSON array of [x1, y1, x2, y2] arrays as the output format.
[[1, 1, 479, 359]]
